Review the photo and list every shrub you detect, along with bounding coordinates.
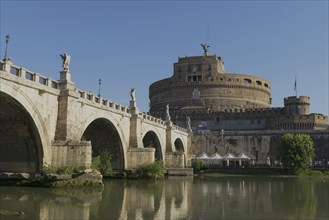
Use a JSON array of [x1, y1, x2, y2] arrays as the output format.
[[91, 156, 101, 170], [42, 165, 82, 175], [192, 159, 203, 174], [138, 161, 165, 179], [278, 133, 315, 175], [98, 149, 113, 177]]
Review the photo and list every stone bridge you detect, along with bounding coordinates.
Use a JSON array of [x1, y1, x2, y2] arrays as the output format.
[[0, 59, 191, 173]]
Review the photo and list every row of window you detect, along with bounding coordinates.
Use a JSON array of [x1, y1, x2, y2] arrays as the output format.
[[177, 64, 212, 73]]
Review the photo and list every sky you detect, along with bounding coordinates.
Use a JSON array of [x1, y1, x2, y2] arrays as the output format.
[[1, 0, 328, 116]]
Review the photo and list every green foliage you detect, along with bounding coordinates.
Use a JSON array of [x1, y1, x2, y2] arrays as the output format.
[[279, 133, 315, 175], [192, 159, 203, 174], [42, 165, 83, 175], [94, 149, 113, 177], [137, 161, 165, 179], [91, 156, 101, 170]]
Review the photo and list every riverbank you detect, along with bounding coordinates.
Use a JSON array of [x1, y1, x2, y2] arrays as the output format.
[[196, 168, 329, 177], [0, 170, 103, 188]]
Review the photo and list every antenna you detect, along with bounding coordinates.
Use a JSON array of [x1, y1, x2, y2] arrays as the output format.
[[206, 25, 210, 45]]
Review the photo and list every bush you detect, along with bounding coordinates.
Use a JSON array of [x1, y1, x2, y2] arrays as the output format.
[[137, 161, 165, 179], [192, 159, 203, 174], [93, 149, 113, 177], [279, 133, 315, 175], [91, 156, 101, 170], [42, 165, 83, 175]]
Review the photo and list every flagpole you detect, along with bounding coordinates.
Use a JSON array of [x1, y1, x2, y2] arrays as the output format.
[[294, 77, 298, 97]]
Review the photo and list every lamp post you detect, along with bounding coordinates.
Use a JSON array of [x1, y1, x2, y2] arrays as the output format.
[[4, 34, 10, 61], [98, 78, 101, 97]]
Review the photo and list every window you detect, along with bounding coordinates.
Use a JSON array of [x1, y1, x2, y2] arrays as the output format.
[[187, 75, 202, 82], [244, 78, 252, 84]]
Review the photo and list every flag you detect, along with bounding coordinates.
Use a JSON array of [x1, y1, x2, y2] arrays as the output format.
[[294, 77, 297, 92]]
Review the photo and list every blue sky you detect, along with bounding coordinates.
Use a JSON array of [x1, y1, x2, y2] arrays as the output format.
[[1, 0, 328, 116]]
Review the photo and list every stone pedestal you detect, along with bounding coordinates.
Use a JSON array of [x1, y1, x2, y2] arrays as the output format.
[[51, 141, 92, 168], [58, 70, 75, 90], [130, 100, 137, 109], [126, 148, 155, 169], [165, 152, 185, 168]]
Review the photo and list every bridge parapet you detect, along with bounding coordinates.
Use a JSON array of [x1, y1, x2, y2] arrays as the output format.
[[139, 112, 166, 127], [0, 60, 59, 89], [76, 88, 131, 115], [172, 124, 189, 133]]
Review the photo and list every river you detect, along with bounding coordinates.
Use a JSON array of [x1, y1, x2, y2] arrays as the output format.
[[0, 176, 328, 219]]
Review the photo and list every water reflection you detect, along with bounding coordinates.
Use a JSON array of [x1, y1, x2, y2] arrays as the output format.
[[0, 177, 328, 219]]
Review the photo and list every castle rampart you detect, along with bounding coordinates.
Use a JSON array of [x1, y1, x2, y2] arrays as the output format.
[[149, 55, 271, 113]]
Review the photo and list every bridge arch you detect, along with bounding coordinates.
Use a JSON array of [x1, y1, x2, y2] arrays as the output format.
[[80, 117, 126, 171], [0, 86, 49, 173], [174, 138, 185, 152], [142, 130, 163, 161]]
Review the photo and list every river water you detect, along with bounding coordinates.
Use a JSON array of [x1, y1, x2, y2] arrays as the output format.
[[0, 176, 328, 220]]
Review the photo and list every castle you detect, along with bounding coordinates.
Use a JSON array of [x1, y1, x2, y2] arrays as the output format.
[[149, 45, 329, 165]]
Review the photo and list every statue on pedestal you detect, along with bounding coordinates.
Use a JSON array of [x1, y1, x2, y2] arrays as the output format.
[[186, 116, 192, 131], [166, 104, 170, 117], [60, 52, 70, 71], [130, 88, 136, 102]]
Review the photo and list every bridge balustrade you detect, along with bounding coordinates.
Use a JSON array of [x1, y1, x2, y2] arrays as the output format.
[[76, 88, 131, 114], [140, 112, 166, 126], [1, 60, 59, 90]]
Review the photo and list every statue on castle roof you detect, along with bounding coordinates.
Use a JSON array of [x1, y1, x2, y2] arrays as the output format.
[[60, 52, 70, 71], [201, 43, 210, 56]]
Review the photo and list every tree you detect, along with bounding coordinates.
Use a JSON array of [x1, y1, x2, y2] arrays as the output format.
[[278, 133, 315, 174]]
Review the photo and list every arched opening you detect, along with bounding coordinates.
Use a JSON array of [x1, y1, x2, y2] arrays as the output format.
[[0, 92, 43, 173], [143, 131, 163, 160], [81, 118, 124, 170], [174, 138, 184, 152]]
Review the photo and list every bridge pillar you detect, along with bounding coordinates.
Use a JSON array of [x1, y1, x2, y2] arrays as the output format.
[[129, 102, 143, 148], [165, 119, 175, 152], [52, 70, 92, 168]]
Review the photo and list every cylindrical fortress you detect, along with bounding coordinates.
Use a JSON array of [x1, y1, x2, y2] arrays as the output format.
[[149, 55, 271, 113], [284, 96, 310, 115]]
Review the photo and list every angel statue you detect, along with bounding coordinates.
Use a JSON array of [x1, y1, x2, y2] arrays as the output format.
[[60, 52, 70, 71], [186, 116, 192, 131], [130, 88, 136, 102], [200, 43, 210, 56], [166, 104, 170, 117]]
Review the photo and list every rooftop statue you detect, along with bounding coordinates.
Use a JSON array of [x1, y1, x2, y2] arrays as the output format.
[[60, 52, 70, 71], [201, 43, 210, 56]]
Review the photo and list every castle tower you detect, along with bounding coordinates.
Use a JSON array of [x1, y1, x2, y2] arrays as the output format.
[[149, 46, 271, 114], [284, 96, 310, 115]]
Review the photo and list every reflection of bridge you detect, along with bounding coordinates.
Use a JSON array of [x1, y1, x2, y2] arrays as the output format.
[[0, 59, 191, 173]]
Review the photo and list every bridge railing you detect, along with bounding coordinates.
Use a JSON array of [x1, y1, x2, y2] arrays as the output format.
[[76, 88, 131, 114], [0, 60, 59, 89], [172, 124, 189, 132], [140, 112, 167, 126]]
